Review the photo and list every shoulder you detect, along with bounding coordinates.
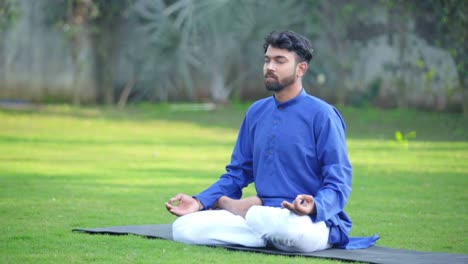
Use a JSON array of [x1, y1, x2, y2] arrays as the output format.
[[246, 96, 274, 116], [302, 94, 346, 130], [302, 94, 337, 115]]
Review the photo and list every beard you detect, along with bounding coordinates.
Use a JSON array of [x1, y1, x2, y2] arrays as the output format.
[[264, 71, 296, 92]]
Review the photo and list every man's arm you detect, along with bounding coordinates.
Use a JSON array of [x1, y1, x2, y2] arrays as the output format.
[[165, 114, 255, 215], [312, 108, 352, 222], [193, 115, 255, 209]]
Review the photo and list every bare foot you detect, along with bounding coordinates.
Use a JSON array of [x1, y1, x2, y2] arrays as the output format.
[[216, 196, 262, 218]]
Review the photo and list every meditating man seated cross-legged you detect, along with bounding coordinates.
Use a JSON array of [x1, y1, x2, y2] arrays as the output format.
[[165, 30, 375, 253]]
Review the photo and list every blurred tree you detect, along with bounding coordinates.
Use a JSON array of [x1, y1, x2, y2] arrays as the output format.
[[131, 0, 199, 102], [193, 0, 305, 103], [311, 0, 356, 106], [33, 0, 463, 111], [132, 0, 306, 103], [45, 0, 134, 105], [405, 0, 467, 115], [89, 0, 135, 105], [45, 0, 99, 105], [0, 0, 20, 32], [385, 0, 412, 109], [309, 0, 379, 106], [0, 0, 20, 83]]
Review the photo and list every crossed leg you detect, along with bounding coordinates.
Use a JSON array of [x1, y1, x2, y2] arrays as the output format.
[[172, 196, 330, 252], [245, 205, 331, 252], [172, 208, 266, 247]]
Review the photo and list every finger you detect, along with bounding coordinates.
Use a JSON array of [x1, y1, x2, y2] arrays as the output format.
[[166, 204, 179, 215], [169, 208, 182, 217], [298, 194, 313, 205], [168, 193, 183, 204], [172, 193, 184, 201], [293, 197, 311, 215], [165, 202, 174, 210], [301, 195, 315, 214], [293, 196, 303, 208], [301, 195, 313, 203], [281, 201, 298, 214], [281, 201, 292, 209]]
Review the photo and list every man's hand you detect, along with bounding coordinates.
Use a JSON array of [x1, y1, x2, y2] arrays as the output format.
[[281, 194, 316, 216], [165, 193, 202, 216]]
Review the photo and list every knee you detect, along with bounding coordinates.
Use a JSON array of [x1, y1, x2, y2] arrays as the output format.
[[172, 210, 232, 244], [172, 213, 206, 244], [245, 206, 288, 231], [244, 205, 264, 230]]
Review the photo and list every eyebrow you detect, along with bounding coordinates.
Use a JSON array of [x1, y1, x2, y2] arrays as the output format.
[[264, 55, 289, 61]]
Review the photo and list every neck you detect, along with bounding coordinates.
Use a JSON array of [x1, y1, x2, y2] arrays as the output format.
[[274, 81, 302, 102]]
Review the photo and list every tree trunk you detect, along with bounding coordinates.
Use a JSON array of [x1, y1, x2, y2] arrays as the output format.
[[395, 7, 409, 109], [71, 42, 81, 106], [117, 75, 138, 109], [336, 66, 347, 105], [462, 79, 468, 118], [210, 73, 229, 103], [91, 25, 119, 105], [103, 61, 114, 105], [0, 36, 4, 84]]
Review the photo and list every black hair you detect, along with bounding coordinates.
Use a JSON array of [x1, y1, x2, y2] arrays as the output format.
[[263, 30, 314, 64]]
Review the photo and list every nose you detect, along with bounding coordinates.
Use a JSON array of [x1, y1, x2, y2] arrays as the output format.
[[264, 61, 275, 72]]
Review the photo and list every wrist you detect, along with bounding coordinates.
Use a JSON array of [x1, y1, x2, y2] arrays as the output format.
[[310, 201, 317, 215], [195, 198, 204, 211]]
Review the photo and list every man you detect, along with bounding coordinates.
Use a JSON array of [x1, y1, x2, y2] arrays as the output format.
[[166, 30, 377, 252]]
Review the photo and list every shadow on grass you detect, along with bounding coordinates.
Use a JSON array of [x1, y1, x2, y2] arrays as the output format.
[[1, 103, 467, 142], [0, 134, 234, 147]]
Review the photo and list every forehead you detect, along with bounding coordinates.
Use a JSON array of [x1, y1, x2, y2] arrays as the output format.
[[265, 45, 296, 60]]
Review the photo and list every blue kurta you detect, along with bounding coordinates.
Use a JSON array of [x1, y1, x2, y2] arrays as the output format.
[[195, 89, 377, 248]]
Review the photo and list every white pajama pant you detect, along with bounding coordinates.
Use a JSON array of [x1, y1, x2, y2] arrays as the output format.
[[172, 205, 331, 253]]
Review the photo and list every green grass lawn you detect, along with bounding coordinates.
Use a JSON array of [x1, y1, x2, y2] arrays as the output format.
[[0, 103, 467, 263]]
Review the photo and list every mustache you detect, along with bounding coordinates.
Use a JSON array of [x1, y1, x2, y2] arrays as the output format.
[[264, 72, 277, 79]]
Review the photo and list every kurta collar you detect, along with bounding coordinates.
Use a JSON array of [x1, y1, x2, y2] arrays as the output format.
[[274, 88, 307, 109]]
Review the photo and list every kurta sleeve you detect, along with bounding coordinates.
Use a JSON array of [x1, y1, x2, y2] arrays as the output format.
[[311, 107, 352, 223], [194, 115, 254, 209]]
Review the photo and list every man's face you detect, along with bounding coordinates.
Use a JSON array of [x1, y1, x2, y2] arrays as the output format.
[[263, 46, 298, 92]]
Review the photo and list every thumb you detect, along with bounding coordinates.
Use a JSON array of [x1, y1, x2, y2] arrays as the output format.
[[299, 194, 313, 203]]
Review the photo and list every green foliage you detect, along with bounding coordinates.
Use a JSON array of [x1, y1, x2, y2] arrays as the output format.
[[350, 78, 381, 107], [2, 0, 465, 111], [341, 106, 467, 141], [0, 0, 20, 32], [394, 130, 416, 149], [42, 0, 135, 105], [44, 0, 98, 36], [406, 0, 467, 86], [131, 0, 308, 103], [395, 130, 416, 142], [44, 0, 133, 32]]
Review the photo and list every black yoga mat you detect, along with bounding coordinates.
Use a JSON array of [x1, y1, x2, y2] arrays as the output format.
[[73, 224, 468, 264]]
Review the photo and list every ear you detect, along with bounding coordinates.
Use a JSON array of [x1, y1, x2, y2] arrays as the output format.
[[297, 62, 308, 77]]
